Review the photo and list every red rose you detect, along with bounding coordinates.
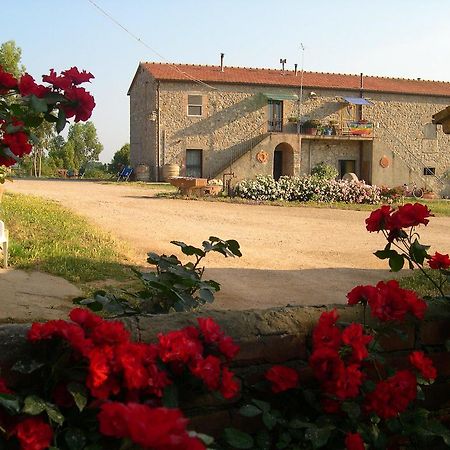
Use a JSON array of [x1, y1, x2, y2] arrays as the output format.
[[309, 347, 343, 382], [1, 130, 32, 165], [0, 66, 18, 94], [197, 317, 223, 343], [265, 365, 299, 393], [346, 285, 378, 306], [365, 205, 393, 232], [341, 323, 372, 362], [69, 307, 103, 330], [345, 432, 365, 450], [18, 73, 49, 98], [0, 378, 12, 394], [90, 320, 130, 346], [312, 309, 341, 350], [428, 252, 450, 270], [61, 67, 94, 85], [324, 363, 363, 400], [98, 402, 130, 438], [218, 335, 240, 359], [62, 86, 95, 122], [220, 366, 240, 399], [190, 355, 222, 390], [42, 68, 72, 90], [365, 370, 416, 419], [13, 417, 53, 450], [389, 203, 433, 229], [100, 403, 206, 450], [158, 327, 203, 364], [409, 351, 437, 381], [369, 280, 426, 322]]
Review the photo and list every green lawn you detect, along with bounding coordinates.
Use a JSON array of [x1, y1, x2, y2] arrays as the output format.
[[0, 193, 135, 286]]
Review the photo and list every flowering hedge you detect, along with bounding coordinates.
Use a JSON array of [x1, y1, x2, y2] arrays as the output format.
[[234, 175, 384, 204], [0, 65, 95, 167]]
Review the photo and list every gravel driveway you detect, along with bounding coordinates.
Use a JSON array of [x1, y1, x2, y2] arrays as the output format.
[[6, 180, 450, 312]]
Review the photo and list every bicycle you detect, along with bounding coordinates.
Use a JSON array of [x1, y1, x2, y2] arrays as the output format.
[[402, 182, 424, 199]]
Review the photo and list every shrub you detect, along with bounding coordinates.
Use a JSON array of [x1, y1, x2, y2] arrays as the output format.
[[235, 175, 383, 204], [311, 162, 339, 180]]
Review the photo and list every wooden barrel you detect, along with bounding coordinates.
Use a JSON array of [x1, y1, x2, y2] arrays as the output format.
[[162, 164, 180, 181], [135, 164, 150, 181]]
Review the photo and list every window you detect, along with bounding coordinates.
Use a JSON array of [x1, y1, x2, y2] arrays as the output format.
[[423, 167, 436, 176], [187, 95, 203, 116], [338, 160, 356, 178], [186, 149, 203, 178]]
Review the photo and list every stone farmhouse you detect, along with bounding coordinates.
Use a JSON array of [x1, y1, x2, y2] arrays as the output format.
[[128, 61, 450, 194]]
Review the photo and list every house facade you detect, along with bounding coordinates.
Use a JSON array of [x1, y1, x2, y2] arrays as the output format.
[[128, 62, 450, 194]]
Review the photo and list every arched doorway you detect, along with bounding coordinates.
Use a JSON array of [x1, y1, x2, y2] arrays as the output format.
[[273, 142, 294, 180]]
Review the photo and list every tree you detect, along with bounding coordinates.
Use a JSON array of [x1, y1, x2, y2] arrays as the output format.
[[66, 121, 103, 169], [0, 40, 25, 77], [109, 143, 130, 174]]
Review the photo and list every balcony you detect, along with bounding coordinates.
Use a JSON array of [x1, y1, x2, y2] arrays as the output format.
[[269, 119, 375, 139]]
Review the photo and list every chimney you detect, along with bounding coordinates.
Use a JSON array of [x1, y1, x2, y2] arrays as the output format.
[[280, 58, 287, 73], [220, 53, 225, 72], [294, 63, 298, 76]]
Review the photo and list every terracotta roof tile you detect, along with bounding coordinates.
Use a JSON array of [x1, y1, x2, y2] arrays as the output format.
[[141, 62, 450, 97]]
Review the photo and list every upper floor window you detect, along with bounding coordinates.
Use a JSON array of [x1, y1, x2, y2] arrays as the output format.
[[423, 167, 436, 176], [187, 94, 203, 116]]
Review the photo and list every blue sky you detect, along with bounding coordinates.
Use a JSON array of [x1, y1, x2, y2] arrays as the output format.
[[3, 0, 450, 162]]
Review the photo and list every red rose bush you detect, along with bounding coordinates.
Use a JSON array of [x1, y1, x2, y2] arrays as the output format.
[[0, 309, 240, 449], [228, 203, 448, 449], [0, 65, 95, 167]]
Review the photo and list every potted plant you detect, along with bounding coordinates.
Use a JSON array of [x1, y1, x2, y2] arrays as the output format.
[[302, 119, 321, 135]]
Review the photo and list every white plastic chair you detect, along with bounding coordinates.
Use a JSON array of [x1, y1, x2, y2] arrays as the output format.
[[0, 220, 8, 268]]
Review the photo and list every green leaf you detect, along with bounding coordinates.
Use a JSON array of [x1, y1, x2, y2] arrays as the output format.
[[11, 359, 44, 374], [162, 384, 178, 408], [65, 428, 86, 450], [288, 419, 312, 429], [341, 402, 361, 420], [30, 95, 48, 113], [239, 403, 262, 417], [223, 428, 254, 449], [22, 115, 44, 128], [426, 419, 450, 445], [23, 395, 46, 415], [276, 432, 292, 449], [171, 240, 205, 257], [262, 411, 277, 430], [374, 249, 396, 260], [252, 399, 270, 412], [56, 108, 66, 134], [45, 403, 64, 425], [68, 382, 87, 412], [255, 430, 271, 450], [188, 432, 214, 446], [304, 426, 333, 449], [198, 287, 214, 303], [409, 239, 430, 265], [226, 239, 242, 257], [0, 393, 21, 414], [389, 253, 404, 272]]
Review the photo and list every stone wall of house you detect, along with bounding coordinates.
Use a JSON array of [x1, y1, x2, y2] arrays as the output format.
[[129, 67, 158, 180], [0, 303, 449, 437], [129, 72, 450, 191]]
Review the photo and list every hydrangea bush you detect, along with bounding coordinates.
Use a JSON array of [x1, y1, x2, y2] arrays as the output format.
[[235, 175, 384, 204]]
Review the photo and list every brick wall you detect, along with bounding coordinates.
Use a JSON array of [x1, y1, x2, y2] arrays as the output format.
[[0, 303, 448, 436]]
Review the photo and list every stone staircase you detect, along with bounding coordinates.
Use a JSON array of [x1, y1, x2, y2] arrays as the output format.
[[211, 130, 269, 179]]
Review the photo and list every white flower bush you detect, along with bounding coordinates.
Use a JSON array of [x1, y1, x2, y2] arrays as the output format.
[[234, 175, 384, 204]]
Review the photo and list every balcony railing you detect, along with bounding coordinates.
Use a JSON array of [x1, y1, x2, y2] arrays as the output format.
[[271, 119, 375, 138]]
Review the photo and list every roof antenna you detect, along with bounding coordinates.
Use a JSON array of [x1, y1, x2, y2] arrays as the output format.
[[280, 58, 287, 74]]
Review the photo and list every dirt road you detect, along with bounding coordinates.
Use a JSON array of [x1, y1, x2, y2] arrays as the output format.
[[6, 180, 450, 312]]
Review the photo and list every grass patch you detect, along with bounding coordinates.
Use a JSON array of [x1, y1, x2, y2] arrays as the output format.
[[399, 269, 449, 298], [1, 192, 135, 286]]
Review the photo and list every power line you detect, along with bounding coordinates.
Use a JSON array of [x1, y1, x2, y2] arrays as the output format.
[[85, 0, 218, 90]]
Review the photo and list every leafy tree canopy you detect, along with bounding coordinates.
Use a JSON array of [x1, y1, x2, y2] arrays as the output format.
[[110, 143, 130, 173], [67, 121, 103, 169], [0, 40, 25, 77]]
